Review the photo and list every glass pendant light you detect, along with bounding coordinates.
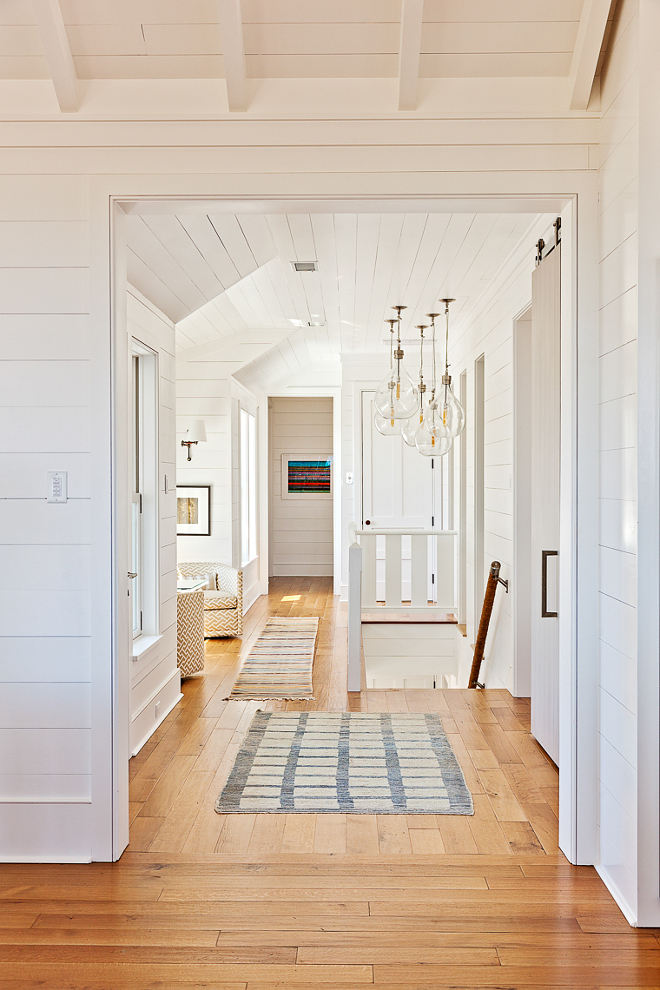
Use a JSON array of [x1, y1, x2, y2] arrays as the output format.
[[374, 306, 419, 420], [374, 409, 404, 436], [416, 417, 452, 457], [433, 298, 466, 440], [403, 323, 428, 446]]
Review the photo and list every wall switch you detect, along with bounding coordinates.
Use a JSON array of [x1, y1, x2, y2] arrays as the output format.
[[47, 471, 67, 503], [164, 474, 170, 493], [346, 472, 354, 485]]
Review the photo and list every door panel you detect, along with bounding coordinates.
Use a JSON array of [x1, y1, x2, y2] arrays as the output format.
[[361, 391, 436, 601], [530, 244, 561, 765]]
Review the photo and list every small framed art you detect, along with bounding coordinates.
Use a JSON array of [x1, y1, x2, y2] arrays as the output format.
[[176, 486, 211, 535], [281, 455, 333, 499]]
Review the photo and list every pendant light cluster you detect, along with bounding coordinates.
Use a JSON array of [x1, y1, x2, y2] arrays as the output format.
[[374, 300, 465, 458]]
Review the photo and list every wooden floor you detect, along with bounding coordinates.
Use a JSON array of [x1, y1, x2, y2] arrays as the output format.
[[2, 577, 659, 988]]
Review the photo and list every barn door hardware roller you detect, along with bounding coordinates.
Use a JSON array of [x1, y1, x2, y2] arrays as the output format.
[[468, 561, 508, 689]]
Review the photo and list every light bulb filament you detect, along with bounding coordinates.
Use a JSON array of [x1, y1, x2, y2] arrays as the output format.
[[396, 382, 400, 400], [443, 408, 447, 427]]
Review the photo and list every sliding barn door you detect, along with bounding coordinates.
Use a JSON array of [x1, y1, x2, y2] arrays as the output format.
[[530, 244, 561, 765]]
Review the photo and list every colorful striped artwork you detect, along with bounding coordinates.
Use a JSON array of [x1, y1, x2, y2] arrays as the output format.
[[287, 459, 332, 494]]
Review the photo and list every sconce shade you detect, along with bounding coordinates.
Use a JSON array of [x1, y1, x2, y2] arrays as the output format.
[[187, 419, 207, 443]]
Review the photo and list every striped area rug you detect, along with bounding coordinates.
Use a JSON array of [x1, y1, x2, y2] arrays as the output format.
[[227, 616, 319, 700], [216, 712, 473, 814]]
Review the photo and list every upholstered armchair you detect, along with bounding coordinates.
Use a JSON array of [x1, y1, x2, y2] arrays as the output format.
[[177, 562, 243, 637]]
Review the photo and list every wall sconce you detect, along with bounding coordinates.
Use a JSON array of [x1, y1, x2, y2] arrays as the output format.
[[181, 420, 207, 461]]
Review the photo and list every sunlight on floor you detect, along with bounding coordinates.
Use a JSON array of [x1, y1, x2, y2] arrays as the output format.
[[281, 595, 301, 601]]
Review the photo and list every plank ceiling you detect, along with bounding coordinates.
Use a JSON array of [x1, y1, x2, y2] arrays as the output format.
[[125, 210, 543, 359], [0, 0, 585, 80]]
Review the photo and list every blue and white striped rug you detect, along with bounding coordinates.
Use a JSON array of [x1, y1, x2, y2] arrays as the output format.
[[216, 712, 473, 814]]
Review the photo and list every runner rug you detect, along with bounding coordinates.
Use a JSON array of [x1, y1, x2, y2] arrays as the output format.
[[215, 712, 473, 814], [226, 616, 318, 701]]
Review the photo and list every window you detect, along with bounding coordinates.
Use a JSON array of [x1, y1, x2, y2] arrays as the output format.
[[240, 408, 257, 566], [131, 342, 159, 642]]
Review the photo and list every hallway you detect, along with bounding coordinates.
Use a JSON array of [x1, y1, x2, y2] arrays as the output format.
[[1, 581, 658, 988]]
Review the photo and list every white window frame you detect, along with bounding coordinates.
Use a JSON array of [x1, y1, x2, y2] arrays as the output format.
[[240, 407, 257, 567], [131, 340, 160, 643]]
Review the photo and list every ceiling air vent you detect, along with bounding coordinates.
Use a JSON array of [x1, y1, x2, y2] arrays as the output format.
[[292, 261, 318, 272]]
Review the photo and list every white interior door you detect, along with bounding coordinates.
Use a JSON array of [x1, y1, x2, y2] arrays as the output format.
[[361, 391, 437, 601], [530, 244, 561, 765]]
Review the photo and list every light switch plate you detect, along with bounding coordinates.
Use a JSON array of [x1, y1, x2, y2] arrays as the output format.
[[47, 471, 67, 503], [346, 472, 354, 485]]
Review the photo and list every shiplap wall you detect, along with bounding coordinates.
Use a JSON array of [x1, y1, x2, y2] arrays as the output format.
[[269, 397, 333, 576], [596, 0, 639, 918], [176, 355, 233, 566], [126, 287, 179, 755], [0, 177, 96, 859]]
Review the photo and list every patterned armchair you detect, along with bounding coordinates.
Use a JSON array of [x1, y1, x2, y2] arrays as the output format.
[[178, 562, 243, 637]]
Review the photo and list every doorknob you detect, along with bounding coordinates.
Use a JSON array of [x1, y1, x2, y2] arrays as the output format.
[[541, 551, 558, 617], [365, 520, 371, 526], [128, 571, 138, 579]]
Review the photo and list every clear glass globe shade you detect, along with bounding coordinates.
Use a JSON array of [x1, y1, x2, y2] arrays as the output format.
[[416, 420, 453, 457], [374, 410, 403, 436], [374, 364, 419, 420], [423, 398, 443, 437], [401, 412, 422, 447], [433, 383, 466, 440]]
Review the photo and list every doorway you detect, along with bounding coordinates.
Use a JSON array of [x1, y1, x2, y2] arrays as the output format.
[[108, 191, 597, 868], [268, 396, 334, 580]]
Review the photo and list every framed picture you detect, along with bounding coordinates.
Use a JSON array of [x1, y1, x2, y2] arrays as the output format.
[[281, 455, 333, 500], [176, 486, 211, 535]]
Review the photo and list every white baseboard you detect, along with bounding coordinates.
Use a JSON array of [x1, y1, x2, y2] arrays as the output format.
[[130, 669, 182, 756], [595, 865, 638, 927]]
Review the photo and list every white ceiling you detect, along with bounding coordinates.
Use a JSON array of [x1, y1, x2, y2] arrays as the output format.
[[1, 0, 586, 80], [125, 210, 543, 359]]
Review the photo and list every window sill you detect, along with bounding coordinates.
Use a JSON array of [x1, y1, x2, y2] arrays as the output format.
[[132, 634, 163, 661]]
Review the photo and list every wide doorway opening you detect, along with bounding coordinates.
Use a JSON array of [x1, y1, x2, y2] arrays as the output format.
[[110, 193, 591, 869]]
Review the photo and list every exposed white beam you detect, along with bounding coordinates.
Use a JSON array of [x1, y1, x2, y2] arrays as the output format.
[[398, 0, 425, 111], [31, 0, 79, 113], [217, 0, 248, 112], [568, 0, 613, 111]]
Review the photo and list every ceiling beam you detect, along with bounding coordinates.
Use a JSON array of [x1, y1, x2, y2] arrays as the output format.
[[31, 0, 79, 112], [568, 0, 613, 111], [217, 0, 248, 112], [398, 0, 425, 111]]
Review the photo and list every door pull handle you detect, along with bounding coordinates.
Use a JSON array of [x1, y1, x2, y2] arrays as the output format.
[[541, 550, 558, 617], [128, 571, 138, 579]]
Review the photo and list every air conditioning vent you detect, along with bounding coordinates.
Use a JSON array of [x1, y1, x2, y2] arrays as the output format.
[[292, 261, 318, 272]]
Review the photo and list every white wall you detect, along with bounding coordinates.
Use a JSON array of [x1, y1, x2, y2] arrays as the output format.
[[269, 397, 333, 577], [596, 0, 640, 920], [0, 176, 101, 860], [126, 288, 179, 756], [176, 353, 233, 566]]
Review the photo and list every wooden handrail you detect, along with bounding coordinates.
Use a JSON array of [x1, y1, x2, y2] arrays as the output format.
[[468, 561, 503, 689]]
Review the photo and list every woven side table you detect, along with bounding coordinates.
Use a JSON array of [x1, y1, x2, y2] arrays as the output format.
[[176, 589, 205, 677]]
